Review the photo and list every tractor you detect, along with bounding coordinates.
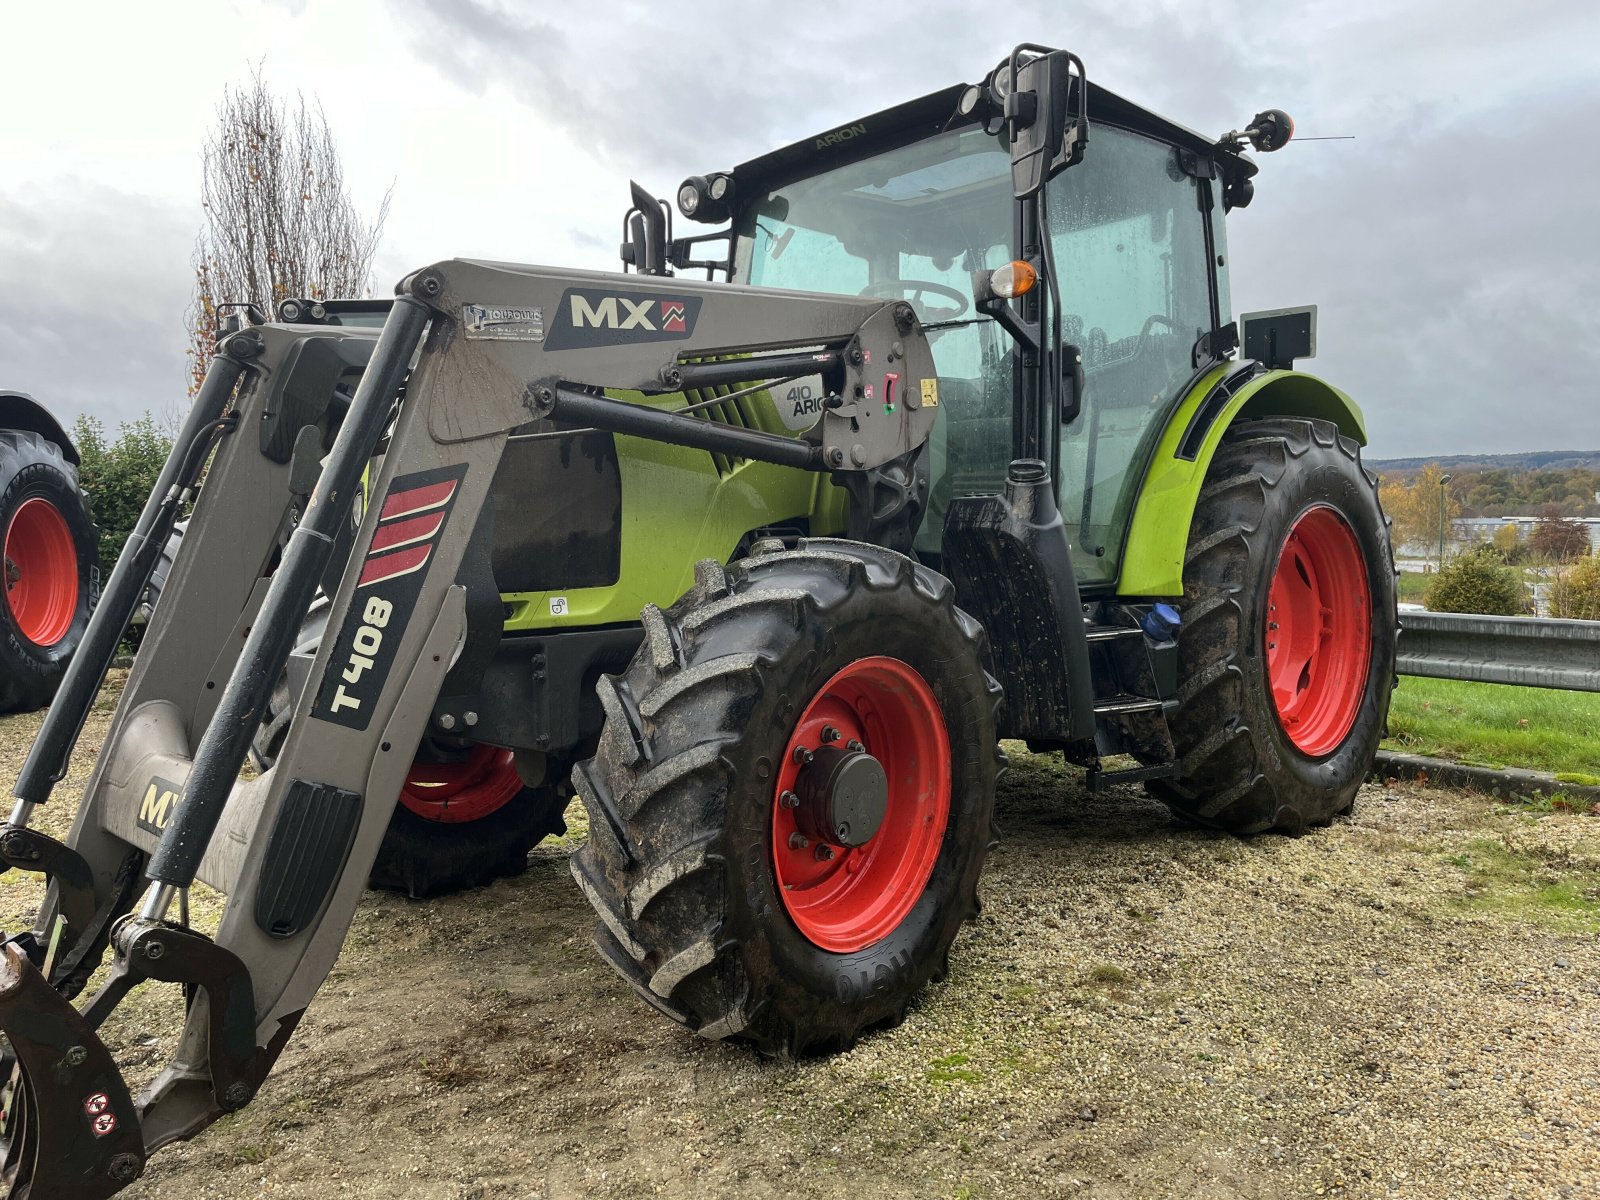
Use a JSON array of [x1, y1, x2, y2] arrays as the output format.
[[0, 393, 97, 714], [0, 45, 1394, 1196]]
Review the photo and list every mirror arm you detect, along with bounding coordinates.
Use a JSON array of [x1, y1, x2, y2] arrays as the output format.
[[977, 294, 1040, 358]]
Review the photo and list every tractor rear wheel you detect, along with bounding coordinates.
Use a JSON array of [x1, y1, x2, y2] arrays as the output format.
[[1152, 418, 1396, 832], [0, 432, 96, 713], [572, 540, 1001, 1055]]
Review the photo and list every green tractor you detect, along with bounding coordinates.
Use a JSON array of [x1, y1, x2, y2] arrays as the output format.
[[0, 45, 1392, 1195]]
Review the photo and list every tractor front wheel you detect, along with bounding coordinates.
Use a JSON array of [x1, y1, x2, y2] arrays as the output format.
[[1153, 418, 1396, 832], [572, 540, 1001, 1055]]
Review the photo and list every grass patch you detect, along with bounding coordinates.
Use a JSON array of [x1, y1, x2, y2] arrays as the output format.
[[926, 1052, 982, 1084], [1084, 963, 1132, 986], [1397, 570, 1430, 603], [1443, 837, 1600, 931], [1384, 676, 1600, 776]]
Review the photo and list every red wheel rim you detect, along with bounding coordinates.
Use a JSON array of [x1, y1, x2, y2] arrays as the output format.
[[3, 497, 79, 648], [772, 656, 950, 953], [399, 744, 522, 823], [1265, 505, 1371, 757]]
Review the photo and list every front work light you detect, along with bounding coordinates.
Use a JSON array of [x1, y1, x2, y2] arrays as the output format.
[[677, 174, 732, 224]]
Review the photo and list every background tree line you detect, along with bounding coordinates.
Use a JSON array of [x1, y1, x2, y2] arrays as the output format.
[[1378, 464, 1600, 522]]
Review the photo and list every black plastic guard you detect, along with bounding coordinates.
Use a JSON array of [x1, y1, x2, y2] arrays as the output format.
[[254, 780, 362, 939], [940, 460, 1096, 742], [0, 944, 144, 1198]]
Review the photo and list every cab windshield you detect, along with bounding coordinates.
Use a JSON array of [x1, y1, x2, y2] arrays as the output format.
[[734, 121, 1220, 584]]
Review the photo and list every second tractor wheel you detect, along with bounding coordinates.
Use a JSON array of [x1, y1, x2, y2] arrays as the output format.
[[241, 597, 569, 899], [572, 540, 1002, 1056], [0, 431, 97, 713], [1154, 417, 1396, 832], [370, 743, 571, 899]]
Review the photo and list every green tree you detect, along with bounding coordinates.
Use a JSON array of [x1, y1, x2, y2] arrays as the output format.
[[72, 414, 172, 569], [1423, 545, 1528, 616], [1490, 522, 1524, 563], [1550, 554, 1600, 621], [1377, 463, 1460, 557]]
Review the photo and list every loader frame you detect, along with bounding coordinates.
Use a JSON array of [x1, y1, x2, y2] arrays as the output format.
[[0, 261, 941, 1194]]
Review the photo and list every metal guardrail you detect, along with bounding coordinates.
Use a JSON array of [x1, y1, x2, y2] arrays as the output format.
[[1396, 611, 1600, 692]]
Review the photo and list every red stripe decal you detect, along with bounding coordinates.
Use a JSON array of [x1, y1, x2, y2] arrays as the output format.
[[370, 510, 446, 554], [358, 544, 431, 587], [380, 479, 457, 521]]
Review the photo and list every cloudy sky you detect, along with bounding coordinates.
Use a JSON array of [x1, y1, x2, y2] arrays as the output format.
[[2, 0, 1594, 456]]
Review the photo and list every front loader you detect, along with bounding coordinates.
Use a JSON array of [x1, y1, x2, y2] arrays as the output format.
[[0, 45, 1395, 1195]]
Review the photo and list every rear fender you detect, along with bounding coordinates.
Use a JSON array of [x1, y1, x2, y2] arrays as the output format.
[[1116, 368, 1367, 598], [0, 390, 80, 465]]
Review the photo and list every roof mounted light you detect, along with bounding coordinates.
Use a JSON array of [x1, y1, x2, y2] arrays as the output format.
[[1221, 108, 1295, 153], [677, 179, 702, 216], [676, 173, 732, 224]]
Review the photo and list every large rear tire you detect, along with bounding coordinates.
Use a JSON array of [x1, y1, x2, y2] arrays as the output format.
[[1152, 418, 1396, 833], [572, 540, 1002, 1056], [0, 431, 96, 713]]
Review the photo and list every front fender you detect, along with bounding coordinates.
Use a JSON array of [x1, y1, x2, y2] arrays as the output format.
[[1116, 367, 1367, 598]]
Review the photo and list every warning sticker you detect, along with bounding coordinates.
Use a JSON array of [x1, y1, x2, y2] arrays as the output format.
[[920, 378, 940, 407]]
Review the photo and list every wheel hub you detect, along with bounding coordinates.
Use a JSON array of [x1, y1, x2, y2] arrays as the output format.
[[3, 497, 79, 648], [1265, 504, 1372, 757], [794, 746, 888, 848], [771, 656, 952, 953]]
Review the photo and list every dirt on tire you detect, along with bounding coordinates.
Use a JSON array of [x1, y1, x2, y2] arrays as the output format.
[[1, 679, 1596, 1200]]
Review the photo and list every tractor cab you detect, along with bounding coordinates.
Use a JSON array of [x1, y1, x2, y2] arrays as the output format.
[[655, 51, 1269, 589]]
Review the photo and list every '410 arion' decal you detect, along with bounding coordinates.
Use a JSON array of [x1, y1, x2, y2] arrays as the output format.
[[312, 465, 467, 731]]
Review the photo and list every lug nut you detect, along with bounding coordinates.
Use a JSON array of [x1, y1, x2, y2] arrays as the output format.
[[847, 739, 865, 753], [779, 790, 800, 809], [814, 844, 835, 861], [792, 746, 813, 765], [821, 726, 841, 743], [788, 832, 809, 851]]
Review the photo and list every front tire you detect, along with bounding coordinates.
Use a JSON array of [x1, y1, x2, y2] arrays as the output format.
[[0, 431, 96, 712], [1153, 418, 1396, 833], [572, 540, 1002, 1056]]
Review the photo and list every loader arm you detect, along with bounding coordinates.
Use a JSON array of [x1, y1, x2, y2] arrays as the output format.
[[0, 260, 939, 1196]]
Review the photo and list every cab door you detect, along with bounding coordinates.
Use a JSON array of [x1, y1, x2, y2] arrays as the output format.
[[1048, 125, 1217, 586]]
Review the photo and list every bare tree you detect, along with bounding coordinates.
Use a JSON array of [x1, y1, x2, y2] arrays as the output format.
[[185, 70, 391, 397]]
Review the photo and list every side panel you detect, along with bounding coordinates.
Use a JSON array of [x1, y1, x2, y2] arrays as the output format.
[[498, 398, 849, 632], [1115, 368, 1368, 598]]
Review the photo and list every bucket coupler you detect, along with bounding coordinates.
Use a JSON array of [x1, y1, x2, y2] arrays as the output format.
[[0, 260, 941, 1195]]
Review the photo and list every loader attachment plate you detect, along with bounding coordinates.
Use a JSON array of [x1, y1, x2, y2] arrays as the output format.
[[0, 942, 144, 1198]]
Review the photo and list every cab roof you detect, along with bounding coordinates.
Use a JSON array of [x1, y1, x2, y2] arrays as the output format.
[[727, 79, 1254, 200]]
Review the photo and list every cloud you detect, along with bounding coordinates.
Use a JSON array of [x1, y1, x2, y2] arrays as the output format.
[[6, 0, 1596, 458], [0, 183, 197, 431]]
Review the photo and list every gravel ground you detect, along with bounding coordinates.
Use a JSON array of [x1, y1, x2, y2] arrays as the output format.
[[2, 679, 1597, 1200]]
